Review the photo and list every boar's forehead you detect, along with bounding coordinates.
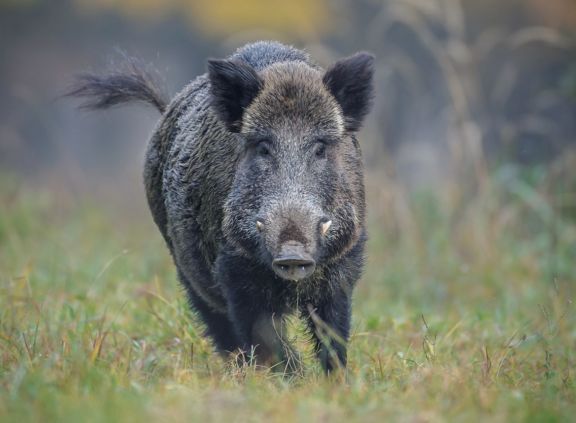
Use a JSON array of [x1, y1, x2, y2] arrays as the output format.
[[242, 62, 344, 138]]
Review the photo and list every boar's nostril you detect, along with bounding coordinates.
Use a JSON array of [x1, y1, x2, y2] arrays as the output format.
[[272, 256, 316, 281]]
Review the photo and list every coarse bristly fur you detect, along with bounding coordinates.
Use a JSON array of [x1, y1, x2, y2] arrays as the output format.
[[68, 41, 375, 374]]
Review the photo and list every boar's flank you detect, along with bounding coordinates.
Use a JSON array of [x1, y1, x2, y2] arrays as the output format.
[[69, 41, 374, 374]]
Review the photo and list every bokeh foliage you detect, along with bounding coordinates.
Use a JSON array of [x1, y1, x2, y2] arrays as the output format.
[[74, 0, 333, 39]]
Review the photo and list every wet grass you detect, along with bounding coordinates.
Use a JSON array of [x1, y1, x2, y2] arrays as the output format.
[[0, 165, 575, 422]]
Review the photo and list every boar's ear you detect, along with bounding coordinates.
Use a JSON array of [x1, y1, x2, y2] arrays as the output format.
[[207, 59, 263, 132], [323, 52, 375, 132]]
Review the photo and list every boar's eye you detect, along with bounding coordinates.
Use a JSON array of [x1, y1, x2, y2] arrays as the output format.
[[256, 142, 271, 157], [314, 142, 327, 159]]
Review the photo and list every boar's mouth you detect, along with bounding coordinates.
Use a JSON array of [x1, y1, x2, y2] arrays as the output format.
[[271, 241, 316, 281]]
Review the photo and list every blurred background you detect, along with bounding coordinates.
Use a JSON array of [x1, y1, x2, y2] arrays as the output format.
[[1, 4, 576, 415], [1, 0, 575, 282]]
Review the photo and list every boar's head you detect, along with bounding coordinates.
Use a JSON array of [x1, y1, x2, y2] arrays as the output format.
[[209, 52, 374, 281]]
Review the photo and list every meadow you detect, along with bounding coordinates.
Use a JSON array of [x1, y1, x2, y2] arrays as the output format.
[[1, 159, 575, 422]]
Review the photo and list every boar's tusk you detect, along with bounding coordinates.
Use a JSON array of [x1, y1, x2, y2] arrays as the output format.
[[256, 220, 264, 232], [321, 220, 332, 236]]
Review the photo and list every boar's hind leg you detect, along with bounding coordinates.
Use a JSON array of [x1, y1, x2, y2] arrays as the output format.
[[303, 290, 351, 374], [179, 271, 241, 354]]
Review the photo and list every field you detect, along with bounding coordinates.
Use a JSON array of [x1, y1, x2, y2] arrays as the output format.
[[1, 162, 575, 422]]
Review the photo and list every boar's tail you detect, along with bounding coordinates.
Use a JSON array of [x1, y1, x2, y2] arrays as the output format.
[[66, 54, 169, 114]]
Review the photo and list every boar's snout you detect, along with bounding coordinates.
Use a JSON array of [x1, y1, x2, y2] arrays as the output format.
[[272, 241, 316, 281]]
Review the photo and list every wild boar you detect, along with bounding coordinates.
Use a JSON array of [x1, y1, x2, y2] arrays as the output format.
[[69, 41, 374, 373]]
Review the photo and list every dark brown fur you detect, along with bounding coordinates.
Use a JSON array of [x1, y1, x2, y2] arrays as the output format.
[[69, 41, 374, 374]]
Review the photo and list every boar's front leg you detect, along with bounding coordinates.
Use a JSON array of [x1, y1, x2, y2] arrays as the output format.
[[215, 251, 297, 372], [303, 288, 352, 374], [234, 308, 294, 371], [304, 237, 364, 374], [179, 270, 241, 354]]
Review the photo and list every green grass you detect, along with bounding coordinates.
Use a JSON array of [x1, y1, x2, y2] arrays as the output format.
[[1, 166, 575, 422]]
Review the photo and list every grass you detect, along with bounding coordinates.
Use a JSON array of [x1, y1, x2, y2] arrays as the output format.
[[0, 162, 575, 422]]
